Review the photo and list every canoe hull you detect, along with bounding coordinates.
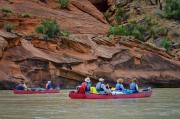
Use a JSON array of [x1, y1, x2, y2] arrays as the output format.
[[13, 89, 60, 94], [69, 91, 152, 99]]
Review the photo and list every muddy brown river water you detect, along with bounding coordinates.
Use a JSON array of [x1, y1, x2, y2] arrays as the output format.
[[0, 89, 180, 119]]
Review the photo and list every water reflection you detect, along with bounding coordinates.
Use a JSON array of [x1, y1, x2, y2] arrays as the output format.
[[0, 89, 180, 119]]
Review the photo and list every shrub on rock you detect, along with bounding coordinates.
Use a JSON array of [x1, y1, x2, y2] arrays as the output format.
[[164, 0, 180, 20], [115, 7, 129, 24], [1, 8, 12, 13], [20, 13, 32, 18], [36, 19, 60, 38], [58, 0, 69, 9], [109, 17, 168, 42], [4, 23, 15, 32], [0, 8, 12, 16], [161, 38, 172, 51]]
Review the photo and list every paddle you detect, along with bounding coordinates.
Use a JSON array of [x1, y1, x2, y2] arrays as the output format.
[[140, 87, 152, 92]]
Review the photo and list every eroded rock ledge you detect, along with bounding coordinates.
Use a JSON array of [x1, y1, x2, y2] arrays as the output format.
[[0, 30, 180, 89]]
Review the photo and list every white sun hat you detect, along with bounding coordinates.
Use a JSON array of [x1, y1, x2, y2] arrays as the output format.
[[99, 78, 104, 82], [85, 77, 91, 83]]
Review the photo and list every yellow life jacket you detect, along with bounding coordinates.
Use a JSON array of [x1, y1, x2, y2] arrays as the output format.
[[111, 87, 115, 91], [90, 87, 115, 93], [90, 87, 98, 94]]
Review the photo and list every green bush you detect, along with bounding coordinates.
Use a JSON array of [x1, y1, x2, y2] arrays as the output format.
[[115, 7, 129, 24], [60, 31, 70, 37], [175, 44, 180, 49], [132, 29, 143, 40], [164, 0, 180, 20], [108, 17, 168, 42], [109, 21, 145, 41], [151, 27, 168, 39], [1, 8, 12, 16], [104, 10, 112, 21], [109, 25, 127, 36], [58, 0, 69, 9], [161, 38, 172, 51], [20, 13, 32, 18], [36, 19, 60, 38], [4, 23, 15, 32], [1, 8, 12, 13]]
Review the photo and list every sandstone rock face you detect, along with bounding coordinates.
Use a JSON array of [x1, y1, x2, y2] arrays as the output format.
[[0, 0, 180, 89], [0, 37, 8, 58], [71, 0, 107, 24], [0, 30, 18, 40], [0, 33, 180, 89], [89, 0, 106, 4], [0, 0, 109, 35], [0, 60, 28, 89]]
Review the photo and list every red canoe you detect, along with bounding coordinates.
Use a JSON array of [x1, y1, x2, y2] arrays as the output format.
[[69, 90, 152, 99], [13, 89, 60, 94]]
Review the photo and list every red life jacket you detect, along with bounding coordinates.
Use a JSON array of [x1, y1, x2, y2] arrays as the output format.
[[78, 82, 87, 94]]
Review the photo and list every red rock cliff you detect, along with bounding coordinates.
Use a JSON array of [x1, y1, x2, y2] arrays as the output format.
[[0, 0, 180, 89]]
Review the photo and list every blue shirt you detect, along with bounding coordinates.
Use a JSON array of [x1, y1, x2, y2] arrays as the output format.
[[47, 83, 53, 90], [16, 85, 25, 90], [96, 82, 103, 92], [86, 82, 91, 92], [129, 82, 138, 92], [115, 83, 124, 91], [96, 82, 108, 92]]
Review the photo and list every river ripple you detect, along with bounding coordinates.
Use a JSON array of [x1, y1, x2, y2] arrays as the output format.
[[0, 88, 180, 119]]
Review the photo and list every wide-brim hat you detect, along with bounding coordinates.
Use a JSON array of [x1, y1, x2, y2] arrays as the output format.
[[85, 77, 91, 83], [132, 78, 137, 83], [117, 78, 123, 83], [99, 78, 104, 82]]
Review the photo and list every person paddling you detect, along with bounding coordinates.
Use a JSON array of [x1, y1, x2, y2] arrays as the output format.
[[77, 77, 91, 94], [15, 81, 27, 90], [96, 78, 111, 94], [115, 78, 125, 91], [45, 81, 53, 90], [129, 79, 139, 93], [111, 78, 125, 95]]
